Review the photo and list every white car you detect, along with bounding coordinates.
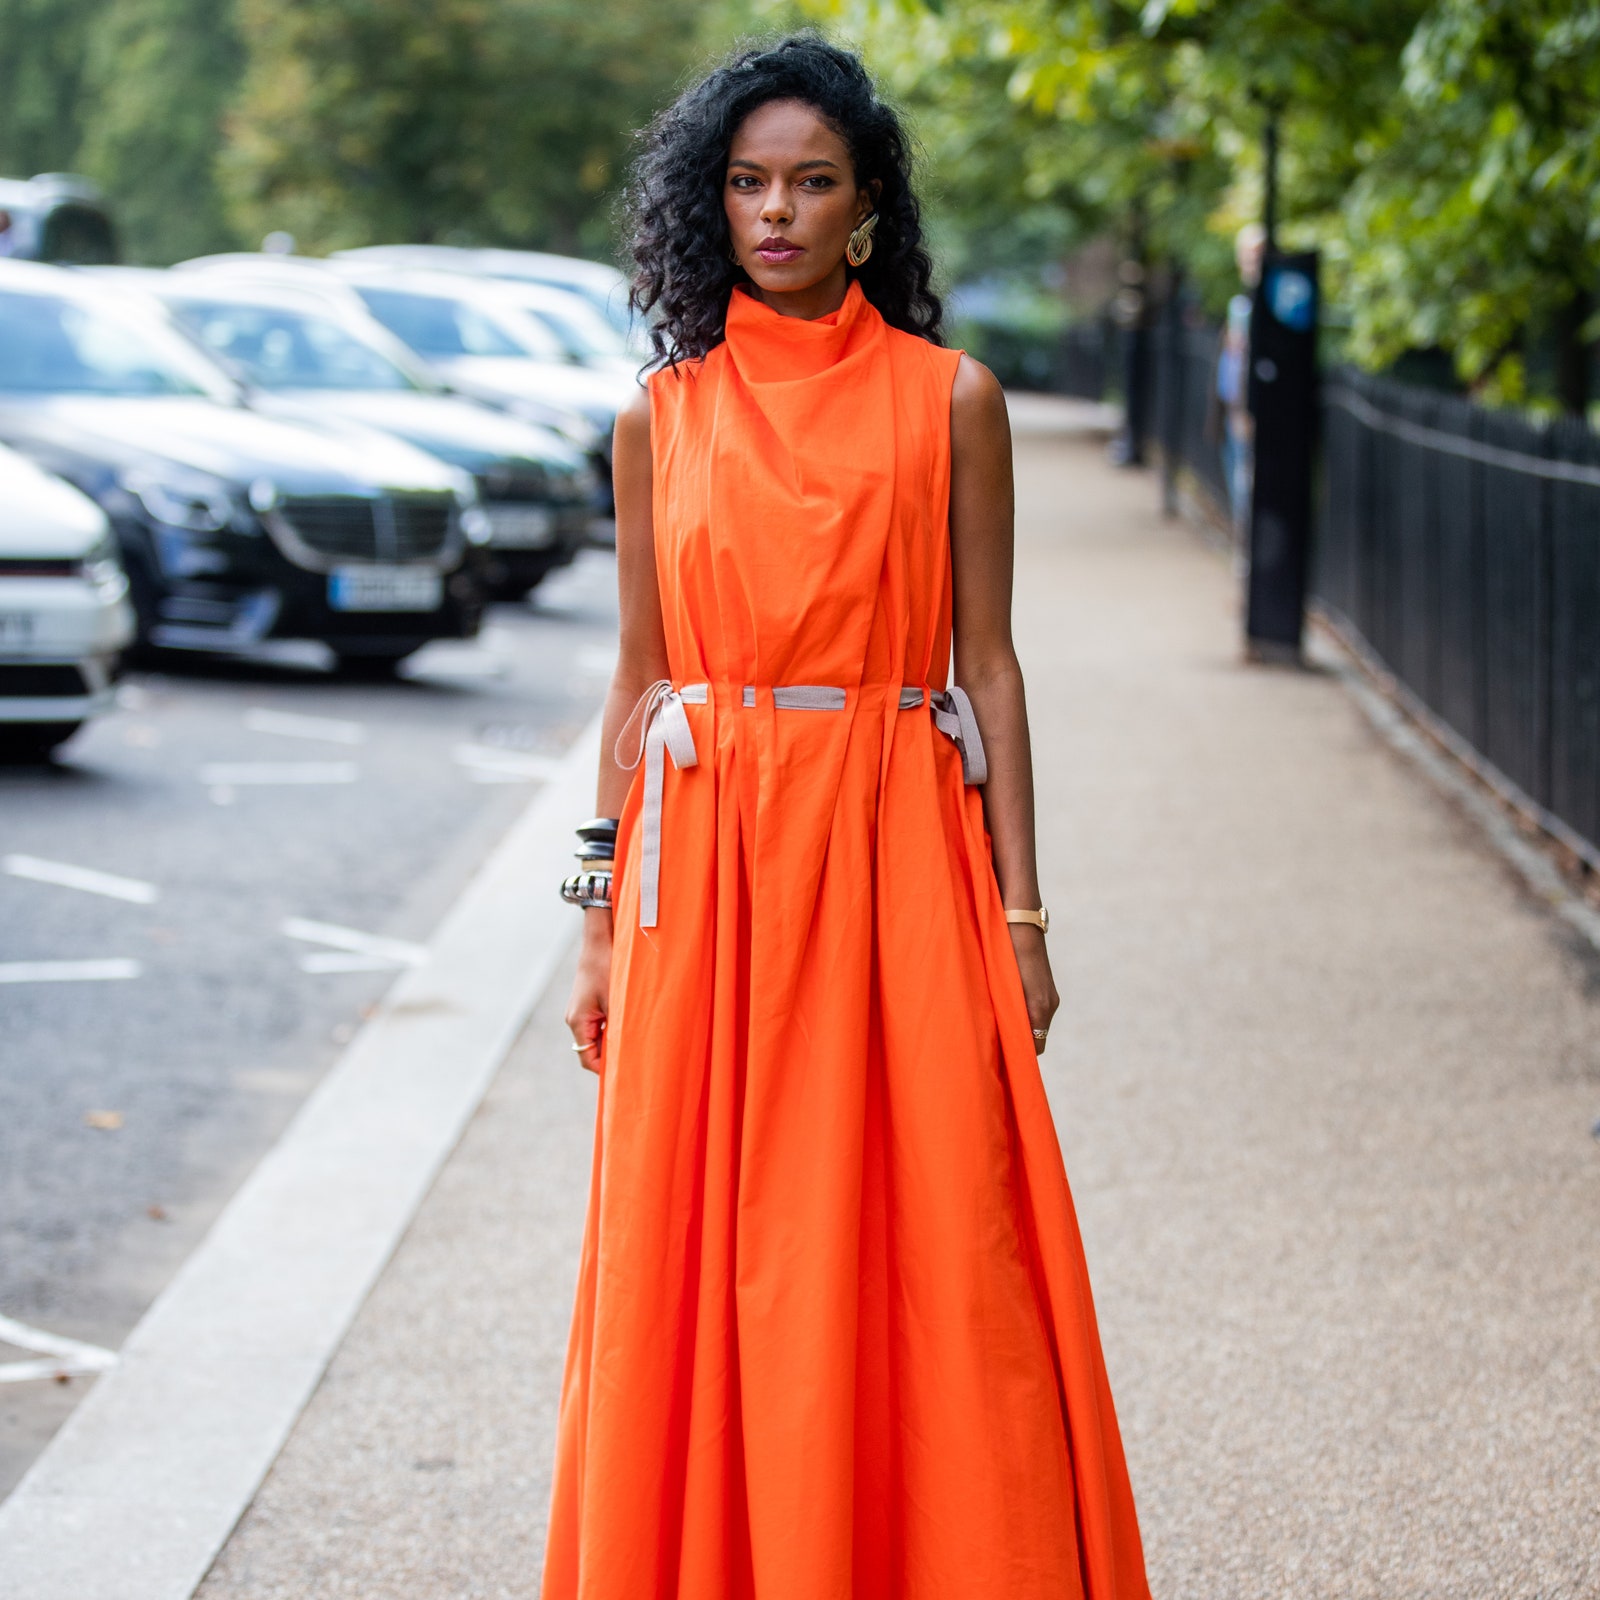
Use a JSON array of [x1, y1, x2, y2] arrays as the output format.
[[335, 244, 644, 354], [0, 443, 135, 756]]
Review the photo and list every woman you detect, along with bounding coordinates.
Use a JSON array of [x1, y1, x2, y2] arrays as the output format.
[[549, 36, 1150, 1600]]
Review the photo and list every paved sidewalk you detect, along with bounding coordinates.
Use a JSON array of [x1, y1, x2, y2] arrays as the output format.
[[197, 421, 1599, 1599]]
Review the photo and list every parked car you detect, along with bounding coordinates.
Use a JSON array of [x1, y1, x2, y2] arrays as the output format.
[[0, 174, 118, 265], [96, 270, 597, 599], [335, 268, 636, 515], [485, 279, 641, 384], [329, 267, 634, 420], [0, 260, 486, 669], [0, 442, 135, 757], [336, 245, 642, 352], [173, 254, 610, 481]]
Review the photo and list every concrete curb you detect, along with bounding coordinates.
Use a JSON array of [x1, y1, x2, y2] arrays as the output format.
[[0, 711, 603, 1600]]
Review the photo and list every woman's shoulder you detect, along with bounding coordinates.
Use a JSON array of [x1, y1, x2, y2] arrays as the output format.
[[881, 322, 972, 393], [949, 351, 1004, 413]]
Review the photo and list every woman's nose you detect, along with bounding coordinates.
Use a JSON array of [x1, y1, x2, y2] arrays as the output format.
[[760, 185, 794, 226]]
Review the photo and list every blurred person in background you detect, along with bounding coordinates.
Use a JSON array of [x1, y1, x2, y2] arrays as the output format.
[[1217, 221, 1265, 535], [547, 34, 1150, 1600]]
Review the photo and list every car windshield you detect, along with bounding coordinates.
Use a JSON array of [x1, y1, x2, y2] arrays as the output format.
[[356, 287, 560, 362], [0, 289, 227, 397], [171, 299, 415, 392], [513, 298, 627, 362]]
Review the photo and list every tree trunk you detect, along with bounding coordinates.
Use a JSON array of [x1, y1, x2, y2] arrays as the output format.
[[1553, 287, 1592, 418]]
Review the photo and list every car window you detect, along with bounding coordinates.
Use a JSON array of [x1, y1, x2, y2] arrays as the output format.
[[515, 298, 626, 361], [171, 300, 415, 391], [0, 290, 223, 396], [355, 287, 551, 360]]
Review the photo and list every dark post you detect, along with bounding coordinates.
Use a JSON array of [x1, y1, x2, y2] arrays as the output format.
[[1109, 201, 1150, 468], [1245, 249, 1319, 656], [1158, 265, 1185, 516], [1111, 260, 1149, 467], [1263, 113, 1280, 251]]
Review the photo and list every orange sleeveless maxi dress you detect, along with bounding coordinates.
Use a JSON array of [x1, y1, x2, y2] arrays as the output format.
[[542, 280, 1150, 1600]]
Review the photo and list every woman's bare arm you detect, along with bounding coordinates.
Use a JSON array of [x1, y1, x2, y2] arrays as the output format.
[[948, 354, 1059, 1051], [595, 384, 672, 814], [565, 380, 670, 1064]]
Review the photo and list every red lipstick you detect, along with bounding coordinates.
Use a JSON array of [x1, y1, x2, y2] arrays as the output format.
[[754, 235, 804, 264]]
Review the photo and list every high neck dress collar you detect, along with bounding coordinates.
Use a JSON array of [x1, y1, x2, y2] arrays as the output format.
[[723, 279, 881, 384]]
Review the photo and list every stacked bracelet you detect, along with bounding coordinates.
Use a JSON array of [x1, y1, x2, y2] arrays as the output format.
[[560, 816, 619, 909]]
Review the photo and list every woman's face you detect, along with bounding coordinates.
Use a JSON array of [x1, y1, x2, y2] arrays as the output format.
[[724, 99, 875, 302]]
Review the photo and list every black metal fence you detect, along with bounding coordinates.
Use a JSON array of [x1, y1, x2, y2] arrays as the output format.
[[1134, 313, 1600, 862], [1318, 369, 1600, 863]]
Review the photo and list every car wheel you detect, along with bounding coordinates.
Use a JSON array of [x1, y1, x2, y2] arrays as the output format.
[[0, 722, 83, 762]]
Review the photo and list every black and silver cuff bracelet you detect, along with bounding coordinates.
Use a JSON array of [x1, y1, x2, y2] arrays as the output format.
[[561, 816, 620, 908]]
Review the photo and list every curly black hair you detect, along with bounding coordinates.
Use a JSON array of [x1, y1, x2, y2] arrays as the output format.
[[625, 34, 942, 368]]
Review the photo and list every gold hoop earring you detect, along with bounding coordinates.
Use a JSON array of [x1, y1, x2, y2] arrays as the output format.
[[846, 213, 878, 268]]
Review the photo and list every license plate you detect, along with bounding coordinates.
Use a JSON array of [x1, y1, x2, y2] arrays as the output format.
[[0, 612, 34, 647], [486, 505, 557, 549], [327, 567, 443, 613]]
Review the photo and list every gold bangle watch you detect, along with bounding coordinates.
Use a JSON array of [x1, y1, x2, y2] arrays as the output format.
[[1004, 907, 1049, 932]]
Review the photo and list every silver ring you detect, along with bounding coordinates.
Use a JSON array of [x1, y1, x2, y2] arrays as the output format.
[[571, 1039, 598, 1053], [1032, 1028, 1049, 1040]]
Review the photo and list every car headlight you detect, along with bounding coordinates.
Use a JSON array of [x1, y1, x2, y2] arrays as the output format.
[[452, 479, 493, 546], [78, 531, 129, 600], [119, 467, 238, 535]]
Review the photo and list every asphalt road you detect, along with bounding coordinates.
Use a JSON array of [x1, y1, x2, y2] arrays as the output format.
[[0, 550, 618, 1497]]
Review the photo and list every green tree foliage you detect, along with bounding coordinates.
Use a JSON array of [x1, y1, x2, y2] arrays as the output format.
[[77, 0, 244, 262], [222, 0, 707, 257], [808, 0, 1599, 410], [1342, 1, 1600, 408], [0, 0, 730, 265], [0, 0, 103, 175], [0, 0, 241, 262]]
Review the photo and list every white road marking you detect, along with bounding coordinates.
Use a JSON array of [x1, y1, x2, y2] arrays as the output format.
[[244, 708, 366, 746], [452, 743, 564, 784], [0, 1314, 118, 1386], [3, 855, 160, 905], [0, 960, 141, 985], [281, 917, 429, 970], [298, 951, 404, 975], [198, 762, 358, 787]]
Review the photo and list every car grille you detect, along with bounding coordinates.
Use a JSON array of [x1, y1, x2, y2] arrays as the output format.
[[478, 465, 548, 502], [0, 664, 87, 697], [273, 495, 454, 564]]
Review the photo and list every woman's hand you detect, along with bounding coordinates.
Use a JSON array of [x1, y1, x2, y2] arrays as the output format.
[[565, 910, 614, 1073], [1009, 925, 1059, 1055]]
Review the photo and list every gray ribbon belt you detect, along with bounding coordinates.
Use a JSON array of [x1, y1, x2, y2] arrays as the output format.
[[617, 679, 987, 929]]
